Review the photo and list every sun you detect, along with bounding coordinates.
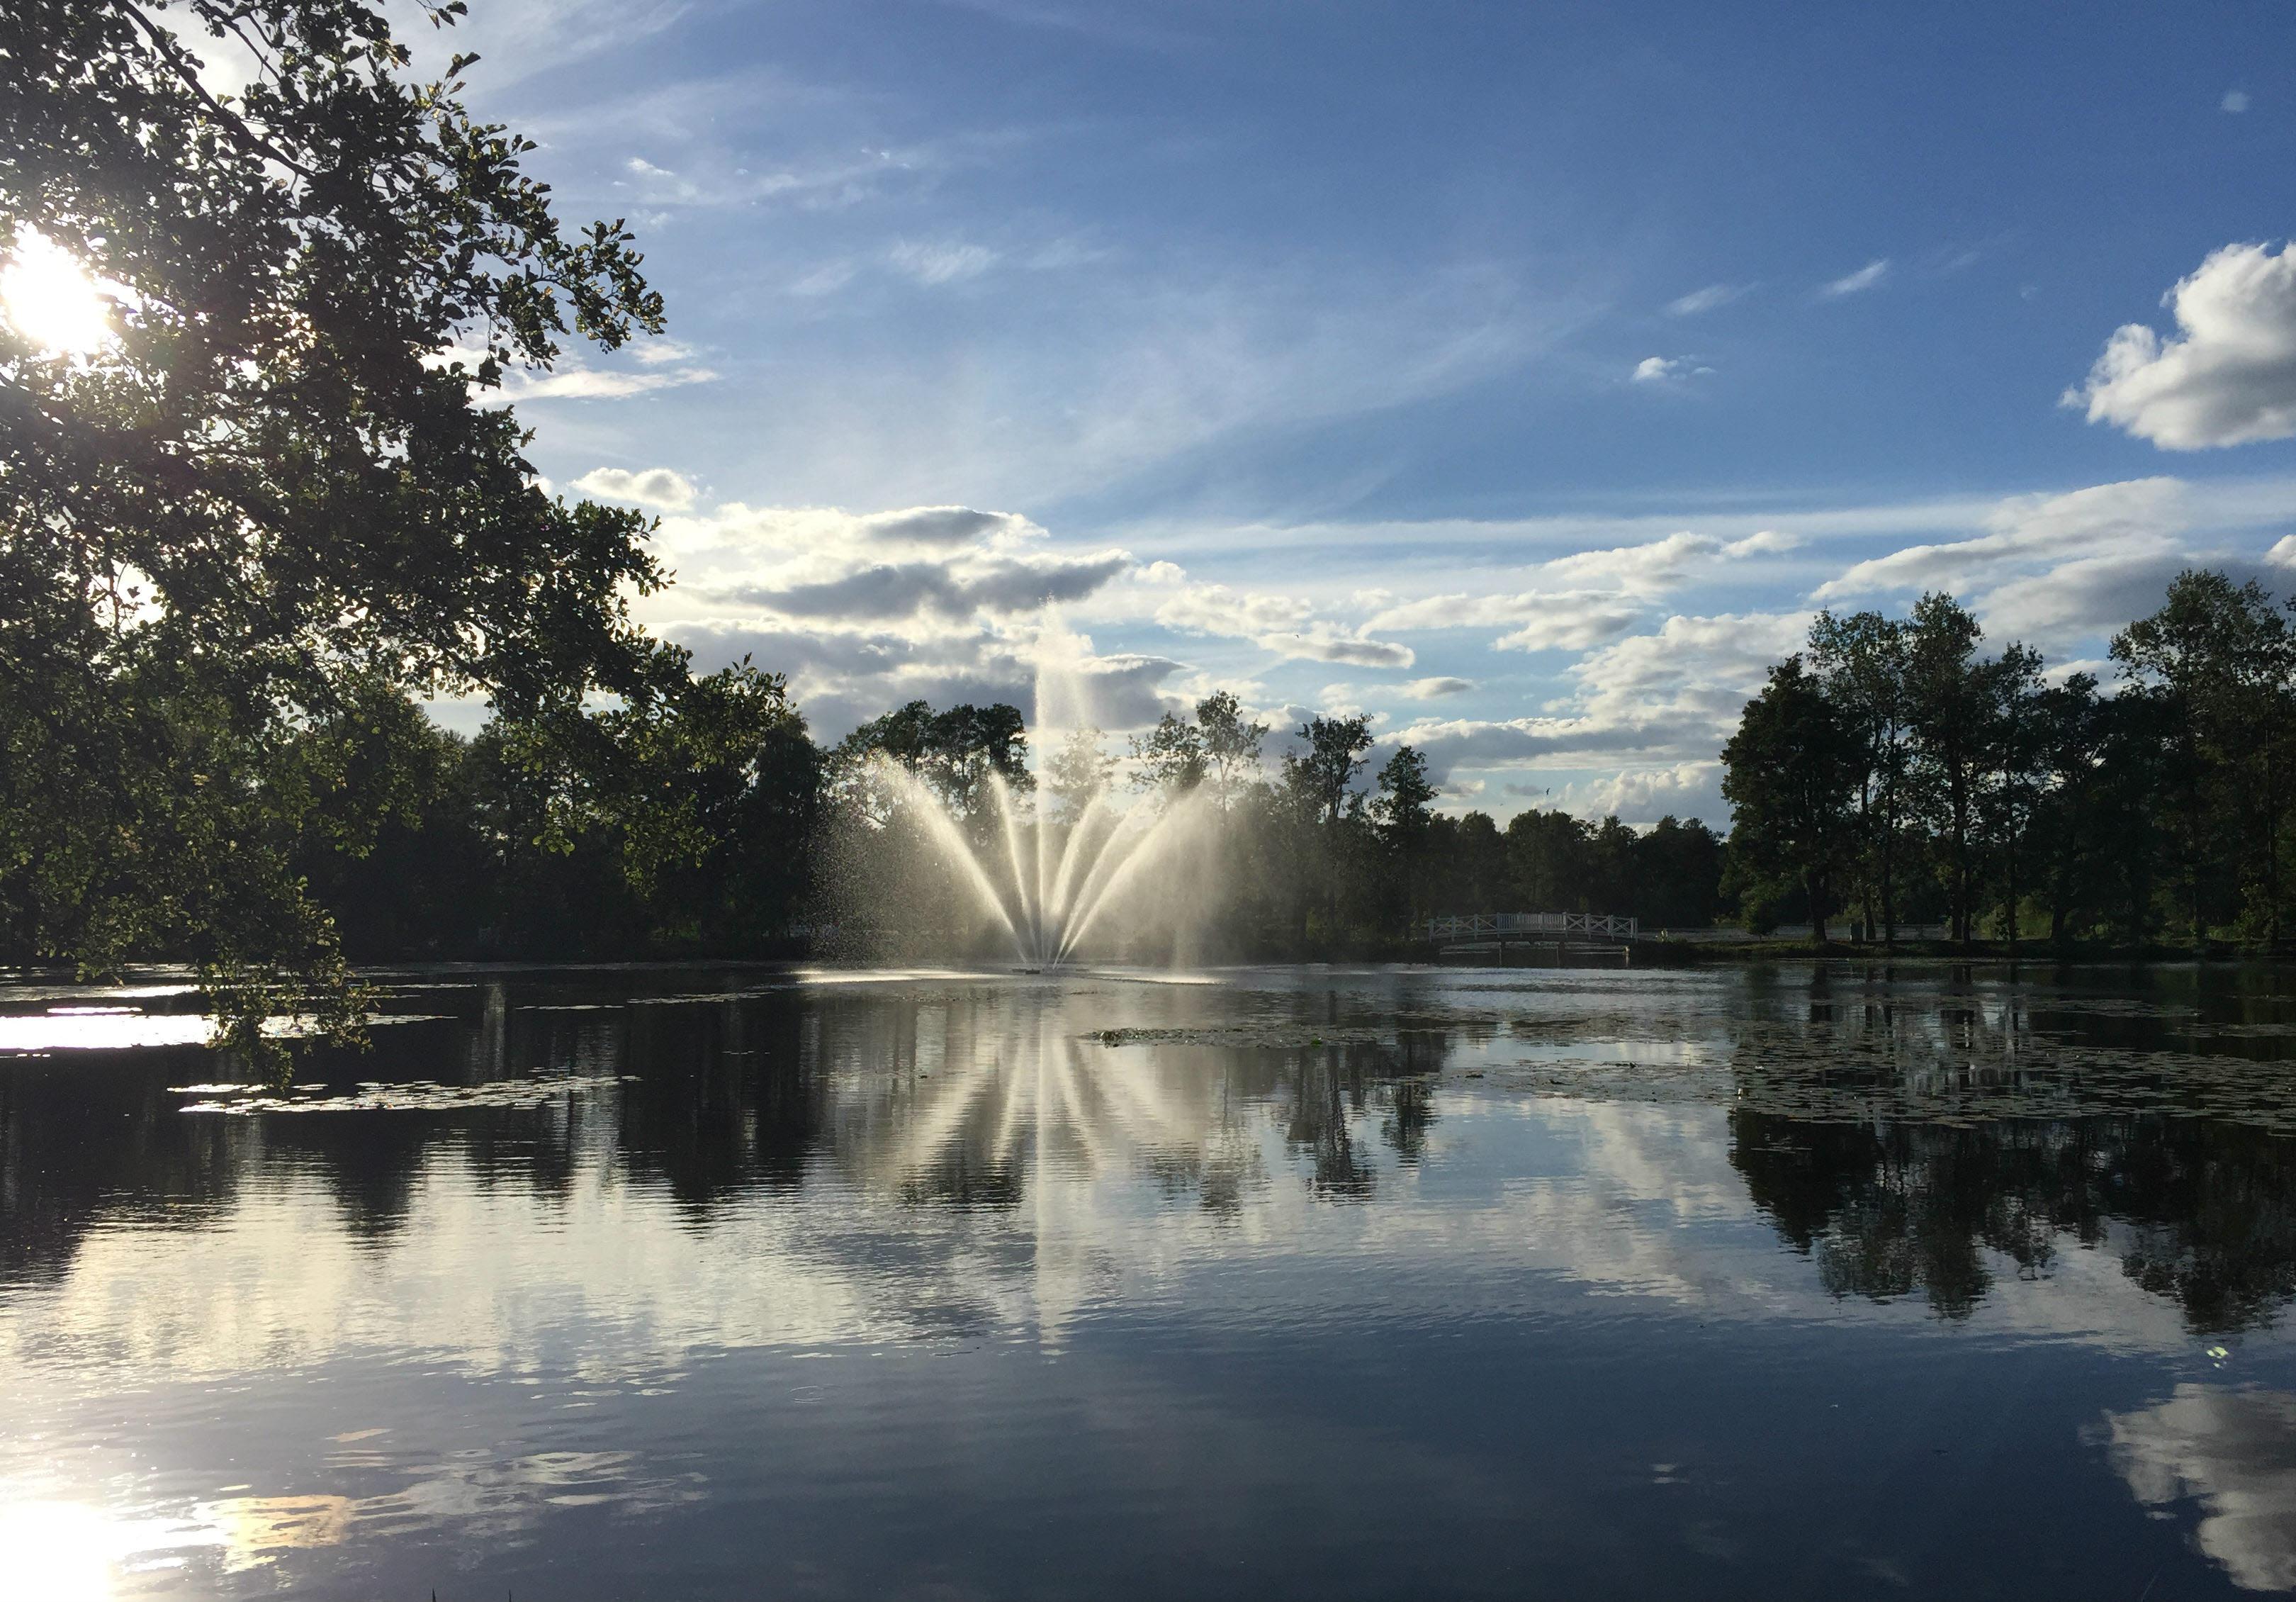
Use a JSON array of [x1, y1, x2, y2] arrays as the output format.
[[2, 228, 113, 357]]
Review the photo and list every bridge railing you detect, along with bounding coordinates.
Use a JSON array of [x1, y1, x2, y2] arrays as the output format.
[[1423, 912, 1640, 941]]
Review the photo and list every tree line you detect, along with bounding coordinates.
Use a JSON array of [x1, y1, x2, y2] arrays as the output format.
[[1722, 570, 2296, 950]]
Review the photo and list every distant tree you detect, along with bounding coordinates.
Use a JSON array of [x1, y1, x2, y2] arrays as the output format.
[[2114, 571, 2295, 947], [1195, 691, 1270, 807], [499, 652, 818, 948], [1721, 657, 1859, 939], [1129, 711, 1207, 797], [1978, 644, 2046, 948], [1045, 727, 1117, 820], [1504, 809, 1592, 910], [1371, 745, 1437, 926], [830, 700, 1030, 825], [1284, 715, 1374, 826], [1636, 815, 1727, 929], [1371, 746, 1436, 844], [1809, 610, 1913, 943], [2030, 673, 2110, 943], [1905, 595, 1990, 945]]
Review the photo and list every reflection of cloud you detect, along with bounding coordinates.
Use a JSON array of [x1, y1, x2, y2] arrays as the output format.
[[2108, 1387, 2296, 1591]]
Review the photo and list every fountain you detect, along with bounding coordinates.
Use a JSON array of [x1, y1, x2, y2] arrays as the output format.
[[850, 646, 1226, 969], [874, 760, 1213, 968]]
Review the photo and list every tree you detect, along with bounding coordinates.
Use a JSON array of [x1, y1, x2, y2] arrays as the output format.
[[1195, 690, 1269, 808], [1371, 745, 1436, 926], [829, 700, 1030, 826], [4, 0, 669, 1068], [2114, 571, 2295, 948], [1284, 715, 1373, 827], [1721, 656, 1859, 940], [508, 652, 818, 948], [1504, 809, 1591, 910], [1045, 727, 1116, 820], [2030, 673, 2109, 944], [1808, 610, 1913, 944], [1371, 746, 1435, 844], [1904, 594, 1988, 946], [1128, 710, 1206, 797], [1977, 644, 2045, 948]]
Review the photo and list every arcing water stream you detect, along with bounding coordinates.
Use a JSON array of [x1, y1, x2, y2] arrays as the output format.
[[877, 760, 1212, 968]]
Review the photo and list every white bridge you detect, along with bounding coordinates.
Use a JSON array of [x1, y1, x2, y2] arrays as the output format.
[[1422, 912, 1641, 943]]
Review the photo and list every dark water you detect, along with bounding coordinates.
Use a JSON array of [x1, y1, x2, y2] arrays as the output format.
[[5, 962, 2296, 1600]]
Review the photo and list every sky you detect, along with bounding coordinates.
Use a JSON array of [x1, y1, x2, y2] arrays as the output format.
[[410, 0, 2296, 824]]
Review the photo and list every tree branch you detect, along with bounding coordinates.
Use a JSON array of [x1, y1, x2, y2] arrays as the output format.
[[111, 1, 315, 179]]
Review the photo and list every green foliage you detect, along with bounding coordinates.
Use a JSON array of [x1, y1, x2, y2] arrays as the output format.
[[3, 0, 677, 1072], [1128, 711, 1206, 796], [1728, 570, 2296, 950], [1721, 656, 1860, 937]]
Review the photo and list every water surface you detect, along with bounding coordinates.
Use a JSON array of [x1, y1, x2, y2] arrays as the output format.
[[5, 961, 2296, 1598]]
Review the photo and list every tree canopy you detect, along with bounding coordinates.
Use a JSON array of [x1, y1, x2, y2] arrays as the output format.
[[1, 0, 692, 1063]]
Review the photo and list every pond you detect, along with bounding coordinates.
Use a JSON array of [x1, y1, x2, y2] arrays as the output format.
[[4, 960, 2296, 1599]]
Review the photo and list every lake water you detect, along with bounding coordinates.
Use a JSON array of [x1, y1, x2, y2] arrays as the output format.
[[5, 960, 2296, 1599]]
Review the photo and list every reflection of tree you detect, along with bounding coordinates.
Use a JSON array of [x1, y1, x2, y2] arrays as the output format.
[[1726, 970, 2296, 1331], [0, 1048, 249, 1283], [614, 992, 821, 1212], [265, 1112, 438, 1240], [1, 976, 1456, 1291], [1732, 1109, 2296, 1332], [1732, 1113, 2094, 1317], [2112, 1121, 2296, 1333]]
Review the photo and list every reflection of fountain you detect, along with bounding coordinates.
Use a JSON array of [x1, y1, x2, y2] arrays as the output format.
[[877, 765, 1214, 970]]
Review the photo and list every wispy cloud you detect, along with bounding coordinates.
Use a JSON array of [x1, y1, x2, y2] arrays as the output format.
[[889, 240, 1000, 285], [1664, 283, 1749, 317], [1818, 258, 1891, 298]]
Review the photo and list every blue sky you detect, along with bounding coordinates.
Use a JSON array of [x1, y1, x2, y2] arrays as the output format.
[[419, 0, 2296, 822]]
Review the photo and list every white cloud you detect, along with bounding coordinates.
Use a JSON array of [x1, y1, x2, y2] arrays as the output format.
[[1367, 531, 1797, 654], [1814, 477, 2190, 600], [1154, 583, 1414, 668], [1631, 356, 1712, 384], [2269, 534, 2296, 568], [1818, 259, 1890, 298], [1665, 283, 1748, 317], [1390, 611, 1808, 788], [571, 466, 698, 510], [1570, 610, 1811, 732], [1399, 676, 1476, 700], [2066, 241, 2296, 449], [2224, 89, 2251, 113], [1551, 762, 1726, 827]]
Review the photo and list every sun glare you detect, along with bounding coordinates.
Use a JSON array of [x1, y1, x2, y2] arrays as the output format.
[[1, 229, 113, 357], [0, 1501, 118, 1602]]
